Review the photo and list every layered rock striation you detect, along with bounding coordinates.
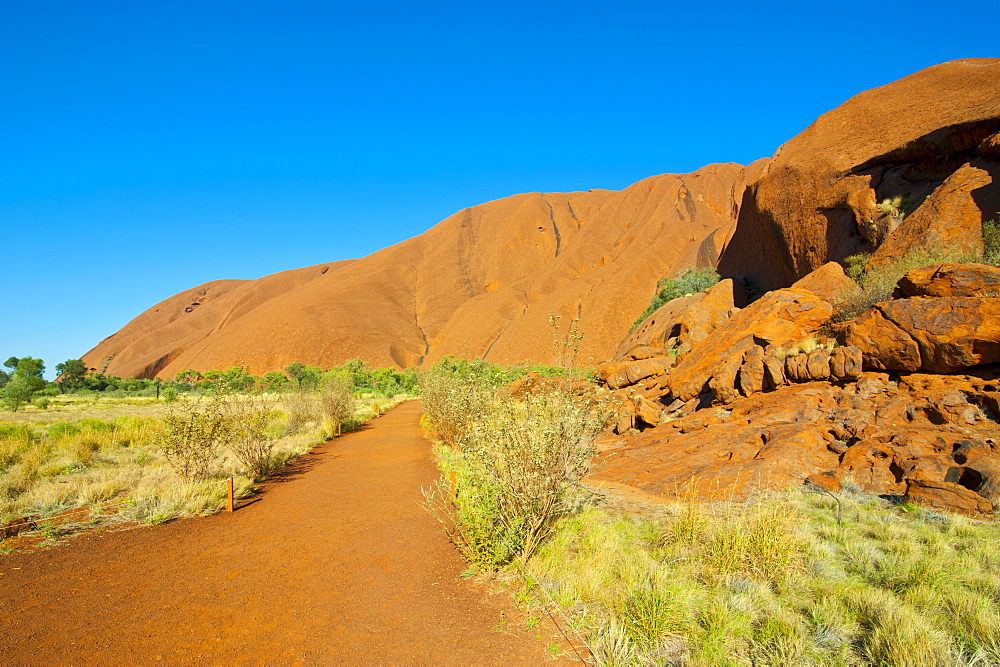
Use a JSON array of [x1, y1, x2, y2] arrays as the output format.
[[84, 165, 755, 379]]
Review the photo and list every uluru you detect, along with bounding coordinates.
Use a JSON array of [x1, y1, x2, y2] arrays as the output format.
[[82, 58, 1000, 380]]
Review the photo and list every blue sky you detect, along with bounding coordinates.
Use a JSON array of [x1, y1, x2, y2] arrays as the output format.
[[2, 0, 996, 377]]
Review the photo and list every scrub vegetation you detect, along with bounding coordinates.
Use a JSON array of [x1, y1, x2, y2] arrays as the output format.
[[631, 268, 721, 330], [420, 358, 609, 569], [528, 488, 1000, 664], [837, 214, 1000, 321], [420, 359, 1000, 664], [0, 361, 416, 539]]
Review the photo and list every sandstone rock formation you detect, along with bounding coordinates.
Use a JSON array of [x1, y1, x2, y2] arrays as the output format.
[[590, 367, 999, 518], [84, 59, 999, 380], [718, 58, 1000, 291], [84, 164, 757, 378], [590, 259, 1000, 517]]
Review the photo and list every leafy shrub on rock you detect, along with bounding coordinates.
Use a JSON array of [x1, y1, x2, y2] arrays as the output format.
[[632, 268, 721, 329]]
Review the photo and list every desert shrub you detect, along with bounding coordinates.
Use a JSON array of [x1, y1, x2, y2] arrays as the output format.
[[1, 376, 34, 412], [281, 386, 319, 434], [632, 267, 721, 329], [319, 371, 355, 426], [836, 247, 970, 321], [224, 393, 275, 479], [162, 386, 179, 403], [984, 214, 1000, 267], [157, 395, 229, 480], [423, 368, 607, 569]]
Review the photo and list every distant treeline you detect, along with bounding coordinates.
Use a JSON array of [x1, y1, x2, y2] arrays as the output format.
[[0, 354, 591, 412], [0, 356, 419, 410]]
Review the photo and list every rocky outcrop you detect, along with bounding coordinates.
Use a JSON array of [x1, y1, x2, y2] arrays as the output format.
[[592, 258, 1000, 518], [616, 279, 743, 358], [591, 368, 1000, 517], [718, 58, 1000, 292], [845, 264, 1000, 374], [84, 164, 754, 378], [665, 288, 834, 402]]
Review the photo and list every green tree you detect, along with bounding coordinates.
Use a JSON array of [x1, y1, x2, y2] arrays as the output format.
[[11, 357, 46, 393], [1, 375, 33, 412], [260, 371, 288, 391], [285, 362, 321, 390], [55, 358, 88, 389], [0, 369, 8, 389]]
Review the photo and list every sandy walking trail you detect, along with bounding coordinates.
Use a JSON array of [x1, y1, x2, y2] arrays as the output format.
[[0, 401, 555, 663]]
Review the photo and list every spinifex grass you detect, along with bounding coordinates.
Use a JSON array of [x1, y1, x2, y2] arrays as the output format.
[[526, 489, 1000, 664]]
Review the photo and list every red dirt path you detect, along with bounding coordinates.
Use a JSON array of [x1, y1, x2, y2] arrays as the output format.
[[0, 401, 557, 663]]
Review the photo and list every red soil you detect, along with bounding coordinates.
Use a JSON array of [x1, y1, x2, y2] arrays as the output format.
[[0, 402, 560, 663]]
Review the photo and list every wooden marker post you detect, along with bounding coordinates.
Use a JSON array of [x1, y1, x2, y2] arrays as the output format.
[[226, 477, 235, 513], [337, 422, 342, 437]]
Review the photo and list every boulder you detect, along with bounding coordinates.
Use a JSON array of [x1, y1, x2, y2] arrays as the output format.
[[737, 346, 766, 396], [762, 356, 786, 389], [879, 297, 1000, 373], [905, 477, 994, 518], [665, 288, 834, 401], [784, 353, 809, 382], [897, 262, 1000, 298], [829, 346, 863, 380], [618, 279, 742, 358], [594, 360, 629, 384], [791, 262, 861, 306], [844, 307, 923, 371], [634, 396, 663, 427], [806, 349, 832, 380], [605, 356, 675, 389]]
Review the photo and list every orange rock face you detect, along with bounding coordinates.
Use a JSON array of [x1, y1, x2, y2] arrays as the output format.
[[718, 58, 1000, 291], [896, 262, 1000, 298], [846, 296, 1000, 373], [590, 368, 1000, 517], [665, 288, 834, 401], [83, 164, 752, 378]]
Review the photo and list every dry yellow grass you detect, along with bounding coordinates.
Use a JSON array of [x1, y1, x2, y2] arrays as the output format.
[[0, 392, 410, 542]]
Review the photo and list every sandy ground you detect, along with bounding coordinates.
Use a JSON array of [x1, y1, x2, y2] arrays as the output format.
[[0, 401, 565, 663]]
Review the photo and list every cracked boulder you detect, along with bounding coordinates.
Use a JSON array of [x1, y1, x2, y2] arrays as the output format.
[[846, 296, 1000, 373]]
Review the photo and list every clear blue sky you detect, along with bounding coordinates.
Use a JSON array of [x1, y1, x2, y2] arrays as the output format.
[[2, 0, 996, 377]]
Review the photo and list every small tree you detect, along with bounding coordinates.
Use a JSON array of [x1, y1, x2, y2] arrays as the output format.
[[1, 376, 34, 412], [55, 359, 88, 390]]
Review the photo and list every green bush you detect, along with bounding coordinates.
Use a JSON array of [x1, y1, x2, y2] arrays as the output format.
[[1, 376, 34, 412], [157, 396, 229, 480], [421, 365, 608, 569], [223, 393, 275, 479], [984, 215, 1000, 267], [632, 267, 721, 330], [836, 247, 971, 321]]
